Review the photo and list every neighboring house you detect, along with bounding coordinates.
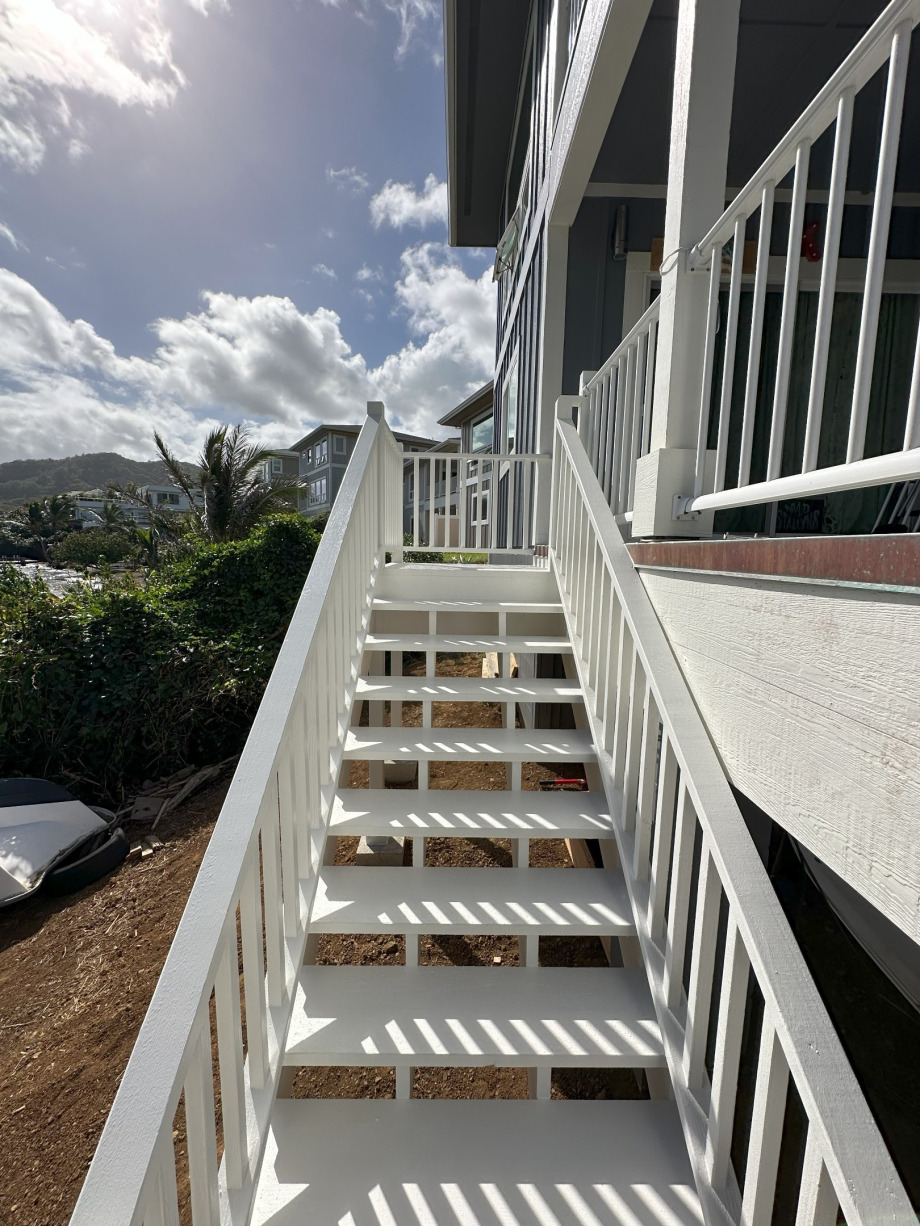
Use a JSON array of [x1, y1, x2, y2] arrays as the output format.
[[292, 423, 435, 515], [258, 450, 301, 484], [137, 484, 197, 515], [70, 488, 195, 529], [70, 490, 148, 529]]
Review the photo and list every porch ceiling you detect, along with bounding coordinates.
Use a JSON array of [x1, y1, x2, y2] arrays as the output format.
[[590, 0, 920, 194]]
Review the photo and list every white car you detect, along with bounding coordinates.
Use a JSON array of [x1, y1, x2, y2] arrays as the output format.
[[0, 778, 129, 907]]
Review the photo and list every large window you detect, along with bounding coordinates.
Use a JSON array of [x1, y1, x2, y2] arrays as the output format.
[[471, 412, 493, 452], [503, 356, 519, 454], [315, 438, 329, 465], [307, 477, 327, 506]]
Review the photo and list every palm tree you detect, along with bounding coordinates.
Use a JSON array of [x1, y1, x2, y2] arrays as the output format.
[[95, 500, 132, 531], [5, 495, 75, 560], [154, 426, 306, 543]]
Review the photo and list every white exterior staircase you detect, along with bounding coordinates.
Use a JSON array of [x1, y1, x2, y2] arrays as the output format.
[[251, 561, 702, 1225], [70, 410, 914, 1226]]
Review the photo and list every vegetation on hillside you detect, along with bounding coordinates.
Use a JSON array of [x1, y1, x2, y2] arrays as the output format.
[[0, 452, 180, 509], [0, 515, 321, 803], [0, 425, 320, 802]]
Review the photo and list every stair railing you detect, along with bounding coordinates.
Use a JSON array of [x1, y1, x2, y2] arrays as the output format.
[[550, 406, 914, 1226], [577, 297, 660, 517], [70, 405, 400, 1226], [677, 0, 920, 520], [404, 450, 551, 559]]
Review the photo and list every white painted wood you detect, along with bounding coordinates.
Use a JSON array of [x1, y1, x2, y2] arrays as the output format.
[[804, 90, 854, 473], [848, 20, 912, 464], [681, 845, 722, 1091], [550, 420, 914, 1225], [796, 1131, 839, 1226], [767, 147, 809, 482], [70, 411, 392, 1226], [648, 0, 740, 457], [285, 966, 663, 1067], [548, 0, 654, 228], [741, 1021, 788, 1226], [343, 727, 595, 764], [705, 917, 750, 1189], [183, 1023, 220, 1226], [251, 1100, 702, 1226], [663, 784, 697, 1013], [214, 938, 248, 1190], [738, 181, 775, 489], [638, 569, 920, 941], [310, 865, 633, 936], [364, 632, 571, 654]]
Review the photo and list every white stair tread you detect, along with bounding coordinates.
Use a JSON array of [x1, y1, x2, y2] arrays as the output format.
[[365, 633, 571, 654], [343, 728, 595, 762], [252, 1100, 703, 1226], [330, 789, 614, 838], [285, 967, 664, 1067], [310, 867, 634, 935], [372, 598, 562, 614], [356, 676, 582, 702]]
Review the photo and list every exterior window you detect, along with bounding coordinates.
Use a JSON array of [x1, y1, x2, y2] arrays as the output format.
[[334, 434, 346, 454], [271, 457, 283, 474], [471, 413, 493, 452], [503, 356, 519, 453], [156, 491, 180, 505], [304, 447, 312, 466], [308, 477, 327, 506], [315, 438, 329, 465]]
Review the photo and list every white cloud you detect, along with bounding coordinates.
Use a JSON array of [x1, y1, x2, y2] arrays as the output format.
[[0, 223, 26, 252], [370, 174, 447, 231], [320, 0, 440, 62], [313, 262, 337, 280], [0, 0, 215, 170], [0, 244, 496, 460], [355, 264, 383, 283], [326, 165, 370, 194]]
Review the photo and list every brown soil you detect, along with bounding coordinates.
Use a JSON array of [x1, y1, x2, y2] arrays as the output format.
[[0, 649, 630, 1226], [0, 780, 230, 1226]]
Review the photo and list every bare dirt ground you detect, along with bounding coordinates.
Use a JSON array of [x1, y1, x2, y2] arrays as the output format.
[[0, 780, 230, 1226], [0, 651, 642, 1226]]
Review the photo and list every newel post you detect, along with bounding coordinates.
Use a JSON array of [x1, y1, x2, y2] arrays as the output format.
[[631, 0, 740, 538], [366, 401, 399, 561]]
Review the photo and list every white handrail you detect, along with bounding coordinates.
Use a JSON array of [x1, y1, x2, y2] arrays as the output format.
[[680, 0, 920, 518], [550, 410, 914, 1226], [578, 297, 660, 515], [70, 408, 399, 1226]]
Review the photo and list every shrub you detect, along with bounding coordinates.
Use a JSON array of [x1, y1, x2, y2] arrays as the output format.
[[49, 528, 140, 566], [0, 514, 321, 804]]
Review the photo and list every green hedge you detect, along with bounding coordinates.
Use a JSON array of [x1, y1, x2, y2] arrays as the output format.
[[0, 515, 320, 804], [49, 528, 140, 566]]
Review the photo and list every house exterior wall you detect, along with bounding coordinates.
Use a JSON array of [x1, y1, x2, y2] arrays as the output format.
[[638, 564, 920, 944]]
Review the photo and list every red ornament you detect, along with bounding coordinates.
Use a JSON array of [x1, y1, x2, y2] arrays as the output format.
[[801, 221, 821, 262]]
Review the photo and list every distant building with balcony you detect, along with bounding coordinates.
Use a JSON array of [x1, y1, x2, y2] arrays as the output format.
[[291, 423, 436, 516]]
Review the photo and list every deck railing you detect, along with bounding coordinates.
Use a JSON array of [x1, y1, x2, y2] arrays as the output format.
[[550, 405, 914, 1226], [578, 298, 660, 517], [70, 406, 402, 1226], [678, 0, 920, 518], [404, 451, 551, 557]]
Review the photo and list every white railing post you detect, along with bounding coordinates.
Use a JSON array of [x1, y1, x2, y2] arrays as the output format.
[[632, 0, 740, 538]]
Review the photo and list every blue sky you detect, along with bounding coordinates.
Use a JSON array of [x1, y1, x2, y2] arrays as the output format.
[[0, 0, 496, 461]]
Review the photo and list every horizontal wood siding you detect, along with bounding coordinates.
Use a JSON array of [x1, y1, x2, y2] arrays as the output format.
[[638, 567, 920, 942]]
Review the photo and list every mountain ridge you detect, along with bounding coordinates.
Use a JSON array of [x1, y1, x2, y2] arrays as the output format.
[[0, 452, 174, 507]]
